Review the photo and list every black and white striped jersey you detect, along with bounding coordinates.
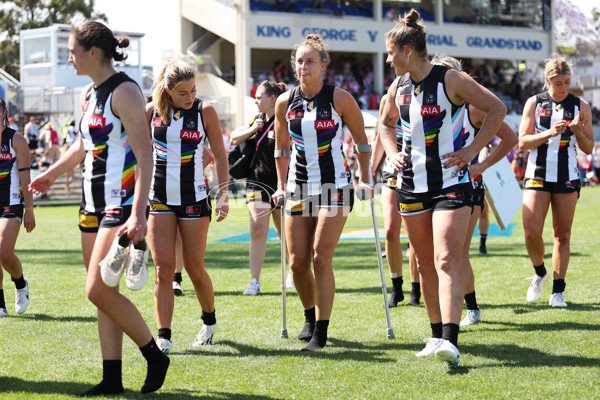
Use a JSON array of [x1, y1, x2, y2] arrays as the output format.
[[150, 98, 209, 205], [0, 128, 22, 206], [394, 66, 469, 193], [79, 72, 139, 212], [525, 91, 581, 182], [285, 84, 351, 196]]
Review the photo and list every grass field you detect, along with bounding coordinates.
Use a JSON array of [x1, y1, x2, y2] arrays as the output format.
[[1, 187, 600, 399]]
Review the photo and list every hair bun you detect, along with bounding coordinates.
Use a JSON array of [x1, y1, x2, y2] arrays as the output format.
[[116, 36, 129, 49], [404, 9, 422, 28]]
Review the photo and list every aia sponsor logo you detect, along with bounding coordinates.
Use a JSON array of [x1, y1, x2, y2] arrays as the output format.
[[396, 94, 411, 107], [0, 153, 13, 160], [421, 106, 441, 116], [152, 117, 162, 127], [287, 110, 304, 120], [315, 120, 334, 129], [537, 109, 552, 117], [88, 116, 106, 129], [180, 130, 202, 141]]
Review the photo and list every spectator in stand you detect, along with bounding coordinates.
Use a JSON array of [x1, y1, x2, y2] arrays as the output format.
[[24, 116, 39, 160], [42, 122, 61, 168], [8, 116, 18, 132]]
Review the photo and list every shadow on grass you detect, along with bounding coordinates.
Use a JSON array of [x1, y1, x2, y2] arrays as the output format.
[[178, 339, 399, 363], [480, 302, 600, 313], [204, 243, 386, 271], [15, 249, 84, 265], [18, 313, 96, 323], [470, 319, 600, 333], [462, 343, 600, 368], [213, 290, 298, 297], [0, 377, 281, 399]]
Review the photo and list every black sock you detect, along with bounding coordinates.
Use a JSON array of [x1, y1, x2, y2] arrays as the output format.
[[411, 282, 420, 297], [408, 282, 420, 305], [173, 272, 182, 284], [11, 275, 26, 290], [298, 307, 316, 341], [301, 320, 329, 351], [158, 328, 171, 341], [201, 310, 216, 326], [552, 279, 566, 294], [391, 276, 403, 292], [73, 360, 124, 397], [464, 291, 479, 310], [479, 234, 487, 247], [0, 289, 5, 309], [534, 263, 547, 278], [430, 322, 443, 339], [140, 339, 170, 394], [388, 277, 404, 306], [442, 323, 460, 347]]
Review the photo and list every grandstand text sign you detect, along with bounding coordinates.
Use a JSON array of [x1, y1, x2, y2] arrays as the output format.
[[249, 15, 551, 61]]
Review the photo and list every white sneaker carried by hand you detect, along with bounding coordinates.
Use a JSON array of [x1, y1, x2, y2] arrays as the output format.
[[100, 233, 131, 287], [125, 239, 149, 291]]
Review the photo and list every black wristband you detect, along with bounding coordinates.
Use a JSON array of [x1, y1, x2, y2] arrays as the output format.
[[18, 167, 30, 172]]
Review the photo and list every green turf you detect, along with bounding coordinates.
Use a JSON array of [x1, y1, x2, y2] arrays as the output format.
[[1, 188, 599, 399]]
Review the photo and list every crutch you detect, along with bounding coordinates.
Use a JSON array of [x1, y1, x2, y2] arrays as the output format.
[[277, 196, 288, 339], [357, 140, 395, 340]]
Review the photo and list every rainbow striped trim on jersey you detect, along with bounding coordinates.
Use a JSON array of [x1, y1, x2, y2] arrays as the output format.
[[525, 91, 580, 182], [0, 128, 23, 206], [79, 72, 139, 213], [150, 98, 209, 205], [394, 66, 468, 193], [285, 84, 351, 196], [462, 104, 484, 189]]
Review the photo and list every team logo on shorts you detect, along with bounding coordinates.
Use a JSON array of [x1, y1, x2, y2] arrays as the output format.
[[286, 200, 305, 212], [399, 202, 424, 213], [525, 179, 543, 188], [79, 213, 99, 228], [186, 206, 202, 215], [331, 193, 343, 202]]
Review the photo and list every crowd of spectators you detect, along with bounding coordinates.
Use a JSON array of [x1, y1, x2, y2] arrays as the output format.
[[251, 55, 552, 115]]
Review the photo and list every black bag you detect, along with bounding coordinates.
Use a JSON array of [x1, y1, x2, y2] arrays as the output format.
[[228, 137, 256, 179]]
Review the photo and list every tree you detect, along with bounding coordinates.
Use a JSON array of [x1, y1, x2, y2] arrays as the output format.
[[0, 0, 107, 80], [554, 0, 600, 58]]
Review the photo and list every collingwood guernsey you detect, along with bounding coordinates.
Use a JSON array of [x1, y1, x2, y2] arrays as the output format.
[[79, 73, 138, 212], [525, 91, 581, 182], [394, 66, 468, 193], [150, 98, 209, 204], [285, 83, 351, 196]]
